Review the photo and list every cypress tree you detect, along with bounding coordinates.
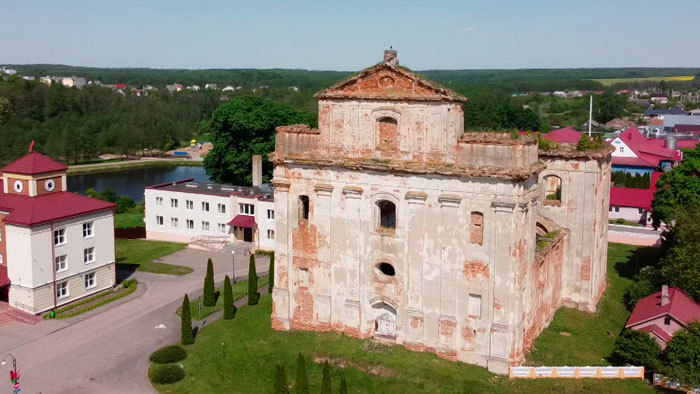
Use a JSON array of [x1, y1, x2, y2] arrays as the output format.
[[181, 294, 194, 345], [273, 364, 288, 394], [339, 378, 347, 394], [203, 258, 216, 306], [321, 362, 331, 394], [268, 252, 275, 294], [223, 275, 236, 320], [295, 353, 310, 394], [248, 254, 260, 305]]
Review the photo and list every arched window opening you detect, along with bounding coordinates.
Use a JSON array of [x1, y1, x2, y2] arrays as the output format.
[[544, 175, 562, 202], [377, 200, 396, 231], [377, 117, 398, 152], [298, 195, 309, 223], [376, 262, 396, 277], [470, 211, 484, 246]]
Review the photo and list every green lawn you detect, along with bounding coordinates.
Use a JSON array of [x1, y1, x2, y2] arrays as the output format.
[[526, 243, 661, 366], [177, 276, 270, 320], [116, 239, 192, 276], [115, 207, 145, 229]]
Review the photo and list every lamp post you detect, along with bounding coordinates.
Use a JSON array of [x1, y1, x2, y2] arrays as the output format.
[[1, 354, 16, 372], [231, 250, 236, 284], [2, 353, 19, 393]]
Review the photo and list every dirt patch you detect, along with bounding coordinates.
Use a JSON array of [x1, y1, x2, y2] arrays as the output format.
[[313, 356, 396, 378]]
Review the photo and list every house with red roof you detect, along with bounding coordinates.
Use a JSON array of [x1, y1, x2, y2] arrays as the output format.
[[608, 127, 679, 175], [0, 152, 116, 314], [626, 286, 700, 348], [541, 126, 582, 144], [609, 172, 662, 227]]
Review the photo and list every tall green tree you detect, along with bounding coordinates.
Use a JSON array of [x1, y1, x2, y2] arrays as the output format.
[[295, 353, 310, 394], [321, 362, 331, 394], [248, 254, 260, 305], [203, 96, 315, 185], [595, 91, 625, 124], [203, 258, 216, 306], [223, 275, 235, 320], [651, 145, 700, 228], [611, 329, 661, 370], [268, 252, 275, 294], [663, 322, 700, 385], [180, 294, 194, 345], [658, 206, 700, 302], [273, 364, 288, 394]]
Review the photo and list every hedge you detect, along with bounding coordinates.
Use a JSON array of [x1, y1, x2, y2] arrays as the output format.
[[149, 364, 185, 385], [149, 345, 187, 364]]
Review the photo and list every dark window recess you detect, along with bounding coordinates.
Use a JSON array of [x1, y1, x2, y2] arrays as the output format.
[[377, 200, 396, 229], [299, 195, 309, 221], [664, 316, 671, 325], [377, 262, 396, 276]]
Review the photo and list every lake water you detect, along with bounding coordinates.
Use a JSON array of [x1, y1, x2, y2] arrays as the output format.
[[68, 166, 211, 202]]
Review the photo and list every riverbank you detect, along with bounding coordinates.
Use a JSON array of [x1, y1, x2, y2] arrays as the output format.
[[68, 159, 203, 175]]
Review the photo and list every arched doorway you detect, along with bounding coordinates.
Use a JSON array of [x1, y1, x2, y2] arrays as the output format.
[[372, 302, 397, 339]]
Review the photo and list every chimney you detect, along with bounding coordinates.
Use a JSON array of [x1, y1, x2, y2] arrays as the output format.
[[383, 49, 399, 67], [252, 155, 262, 188], [661, 285, 670, 306]]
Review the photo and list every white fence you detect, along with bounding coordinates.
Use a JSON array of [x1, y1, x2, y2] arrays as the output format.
[[510, 366, 644, 379]]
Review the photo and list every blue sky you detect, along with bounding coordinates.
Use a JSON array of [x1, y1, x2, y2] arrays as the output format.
[[1, 0, 699, 70]]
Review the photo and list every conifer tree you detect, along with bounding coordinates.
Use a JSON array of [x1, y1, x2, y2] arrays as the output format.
[[203, 258, 216, 306], [181, 294, 194, 345], [321, 362, 331, 394], [295, 353, 310, 394], [268, 252, 275, 294], [273, 364, 288, 394], [248, 254, 260, 305], [223, 275, 236, 320], [339, 378, 347, 394]]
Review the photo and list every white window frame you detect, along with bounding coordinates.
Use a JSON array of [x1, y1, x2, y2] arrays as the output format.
[[170, 198, 179, 208], [156, 216, 164, 226], [171, 217, 179, 228], [267, 209, 274, 220], [55, 255, 68, 273], [84, 247, 95, 264], [186, 200, 194, 210], [156, 197, 163, 207], [239, 203, 255, 216], [201, 202, 210, 212], [84, 272, 96, 289], [202, 221, 210, 231], [186, 219, 194, 229], [53, 228, 66, 246], [267, 229, 275, 239], [83, 222, 94, 238], [217, 203, 226, 214], [217, 223, 227, 234], [56, 281, 69, 299]]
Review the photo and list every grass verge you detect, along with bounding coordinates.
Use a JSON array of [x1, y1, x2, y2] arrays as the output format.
[[116, 239, 191, 276], [47, 279, 138, 319], [176, 276, 269, 320], [115, 207, 145, 229], [67, 160, 202, 175]]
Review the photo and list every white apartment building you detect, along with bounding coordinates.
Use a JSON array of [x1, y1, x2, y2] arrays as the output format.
[[144, 180, 275, 251]]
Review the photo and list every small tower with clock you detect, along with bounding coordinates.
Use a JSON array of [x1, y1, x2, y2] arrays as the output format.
[[1, 151, 68, 197]]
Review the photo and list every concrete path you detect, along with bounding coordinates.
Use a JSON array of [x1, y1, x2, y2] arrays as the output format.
[[0, 248, 270, 394]]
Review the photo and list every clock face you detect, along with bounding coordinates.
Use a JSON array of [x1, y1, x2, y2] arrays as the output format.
[[45, 179, 56, 192], [13, 180, 23, 193]]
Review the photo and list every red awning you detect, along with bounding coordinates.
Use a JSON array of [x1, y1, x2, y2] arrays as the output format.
[[228, 215, 257, 228]]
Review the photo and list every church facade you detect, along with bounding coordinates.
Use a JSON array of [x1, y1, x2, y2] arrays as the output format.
[[269, 51, 612, 374]]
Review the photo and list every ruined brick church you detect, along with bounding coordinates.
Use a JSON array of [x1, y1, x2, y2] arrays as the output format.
[[269, 50, 612, 374]]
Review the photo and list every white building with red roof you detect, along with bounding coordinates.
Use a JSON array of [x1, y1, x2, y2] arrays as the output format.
[[0, 152, 116, 314], [626, 286, 700, 348], [609, 172, 662, 227], [609, 127, 679, 175]]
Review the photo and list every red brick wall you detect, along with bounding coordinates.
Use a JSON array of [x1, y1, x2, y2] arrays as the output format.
[[6, 178, 29, 196], [36, 176, 63, 195]]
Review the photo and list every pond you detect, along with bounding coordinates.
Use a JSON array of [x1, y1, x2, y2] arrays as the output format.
[[68, 165, 211, 202]]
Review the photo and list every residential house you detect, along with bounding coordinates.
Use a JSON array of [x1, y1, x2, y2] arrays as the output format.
[[605, 118, 635, 130], [608, 127, 678, 174], [205, 84, 218, 89], [541, 126, 582, 143], [662, 114, 700, 130], [0, 152, 116, 314], [222, 85, 236, 92], [39, 76, 52, 86], [626, 286, 700, 348], [22, 76, 35, 81], [642, 107, 687, 121], [609, 172, 661, 226], [650, 93, 669, 105]]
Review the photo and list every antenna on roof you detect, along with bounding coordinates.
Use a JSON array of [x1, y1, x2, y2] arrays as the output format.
[[29, 140, 34, 153]]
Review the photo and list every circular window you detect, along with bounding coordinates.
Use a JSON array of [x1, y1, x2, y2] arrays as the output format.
[[376, 262, 396, 277], [45, 179, 55, 192], [13, 180, 23, 193]]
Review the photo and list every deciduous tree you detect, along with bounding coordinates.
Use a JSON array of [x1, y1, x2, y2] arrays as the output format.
[[663, 322, 700, 385], [611, 329, 661, 370], [651, 145, 700, 228]]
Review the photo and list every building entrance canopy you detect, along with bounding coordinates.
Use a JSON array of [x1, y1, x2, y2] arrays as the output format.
[[228, 215, 257, 229]]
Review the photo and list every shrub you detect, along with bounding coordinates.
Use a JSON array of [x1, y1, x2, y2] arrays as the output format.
[[203, 258, 216, 306], [663, 322, 700, 385], [148, 363, 185, 385], [339, 377, 348, 394], [181, 294, 194, 345], [115, 196, 136, 214], [273, 364, 288, 394], [149, 345, 187, 364], [223, 275, 236, 320], [295, 353, 310, 394], [321, 361, 331, 394], [121, 279, 137, 289], [611, 329, 661, 370], [248, 255, 260, 305], [268, 252, 275, 294]]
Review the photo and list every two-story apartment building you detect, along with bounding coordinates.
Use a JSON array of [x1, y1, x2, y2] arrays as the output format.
[[144, 180, 275, 250], [0, 152, 116, 314]]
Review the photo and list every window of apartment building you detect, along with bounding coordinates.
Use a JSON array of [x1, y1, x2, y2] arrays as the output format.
[[202, 202, 210, 212], [156, 197, 163, 207], [201, 221, 210, 231], [298, 195, 309, 223], [156, 216, 164, 226], [638, 208, 644, 215], [55, 255, 67, 272], [83, 222, 94, 238], [217, 204, 226, 214], [614, 207, 620, 213], [171, 217, 179, 228], [84, 247, 95, 264], [53, 228, 66, 246], [186, 219, 194, 229], [171, 198, 179, 208], [470, 212, 484, 246], [85, 272, 96, 289], [217, 223, 227, 234], [267, 209, 274, 220], [239, 203, 255, 216], [56, 281, 69, 299], [267, 229, 275, 240], [186, 200, 194, 210], [376, 200, 396, 231]]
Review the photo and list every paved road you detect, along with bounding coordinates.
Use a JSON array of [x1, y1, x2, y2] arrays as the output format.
[[0, 249, 270, 394]]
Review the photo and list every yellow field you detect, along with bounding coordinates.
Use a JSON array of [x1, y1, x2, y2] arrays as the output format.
[[592, 75, 695, 86]]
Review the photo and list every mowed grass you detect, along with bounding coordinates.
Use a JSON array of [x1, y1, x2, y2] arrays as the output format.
[[116, 239, 192, 275], [526, 243, 661, 366], [177, 276, 269, 320], [114, 208, 145, 229], [592, 75, 695, 86]]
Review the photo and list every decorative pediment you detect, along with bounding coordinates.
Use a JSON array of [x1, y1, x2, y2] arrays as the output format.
[[316, 60, 465, 103]]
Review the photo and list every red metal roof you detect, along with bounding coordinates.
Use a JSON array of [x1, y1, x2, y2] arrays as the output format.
[[0, 180, 114, 226], [228, 214, 257, 228], [678, 140, 699, 149], [1, 152, 68, 176], [542, 127, 582, 144], [626, 287, 700, 328], [611, 156, 658, 168], [610, 172, 661, 209], [636, 324, 673, 342], [0, 265, 9, 287]]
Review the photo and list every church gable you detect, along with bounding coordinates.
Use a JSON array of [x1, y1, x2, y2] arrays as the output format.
[[316, 51, 465, 103]]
